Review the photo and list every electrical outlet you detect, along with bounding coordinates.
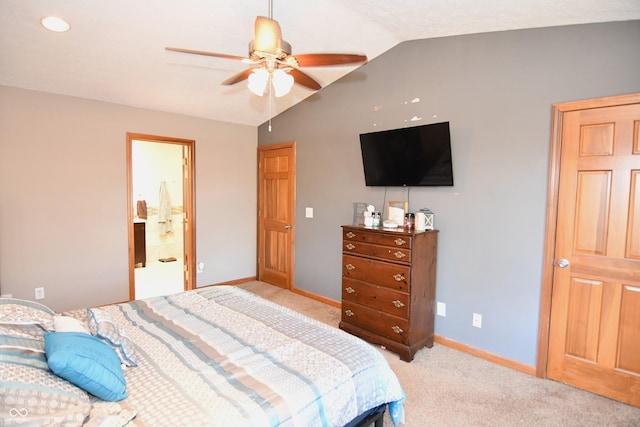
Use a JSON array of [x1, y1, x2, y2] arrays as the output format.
[[472, 313, 482, 328], [35, 287, 45, 300], [436, 301, 446, 317]]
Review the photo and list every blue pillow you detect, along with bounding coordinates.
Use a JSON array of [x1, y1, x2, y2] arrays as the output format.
[[44, 332, 128, 402]]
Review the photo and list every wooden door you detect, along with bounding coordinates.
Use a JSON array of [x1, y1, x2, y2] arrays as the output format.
[[545, 95, 640, 406], [257, 142, 295, 289], [181, 143, 195, 291]]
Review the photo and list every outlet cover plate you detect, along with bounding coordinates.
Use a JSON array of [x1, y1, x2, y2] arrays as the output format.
[[436, 302, 446, 317], [472, 313, 482, 328]]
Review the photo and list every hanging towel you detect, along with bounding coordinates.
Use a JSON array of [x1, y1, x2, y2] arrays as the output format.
[[136, 199, 148, 220], [158, 181, 172, 233]]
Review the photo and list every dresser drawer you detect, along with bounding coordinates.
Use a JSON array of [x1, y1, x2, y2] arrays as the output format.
[[342, 278, 409, 318], [342, 301, 408, 345], [342, 255, 409, 292], [343, 229, 412, 249], [343, 240, 411, 263]]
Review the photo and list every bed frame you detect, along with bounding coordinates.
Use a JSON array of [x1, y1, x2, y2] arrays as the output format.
[[347, 404, 386, 427]]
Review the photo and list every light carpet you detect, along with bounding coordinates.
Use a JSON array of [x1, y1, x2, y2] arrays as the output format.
[[238, 281, 640, 427]]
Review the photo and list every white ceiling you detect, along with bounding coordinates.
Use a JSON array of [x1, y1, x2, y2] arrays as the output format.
[[2, 0, 639, 127]]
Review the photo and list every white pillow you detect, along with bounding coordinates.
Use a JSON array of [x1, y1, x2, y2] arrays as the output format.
[[54, 315, 90, 334]]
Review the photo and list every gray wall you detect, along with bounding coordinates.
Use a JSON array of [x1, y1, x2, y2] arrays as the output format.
[[0, 86, 257, 312], [258, 21, 640, 366]]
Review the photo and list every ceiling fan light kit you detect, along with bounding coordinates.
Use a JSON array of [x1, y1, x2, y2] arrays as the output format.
[[165, 8, 367, 98], [272, 69, 294, 97], [248, 68, 294, 97], [248, 69, 269, 96]]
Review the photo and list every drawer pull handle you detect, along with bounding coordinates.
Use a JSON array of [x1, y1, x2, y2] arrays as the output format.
[[346, 243, 356, 250], [345, 264, 356, 271], [394, 238, 407, 246], [393, 273, 406, 282], [346, 232, 356, 239], [393, 251, 406, 259], [391, 326, 404, 334], [345, 310, 355, 317], [392, 300, 405, 308], [345, 287, 356, 294]]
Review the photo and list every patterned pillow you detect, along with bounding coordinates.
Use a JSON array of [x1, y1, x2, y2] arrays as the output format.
[[1, 329, 92, 425], [87, 307, 138, 367], [0, 323, 47, 342], [0, 327, 46, 353], [0, 298, 56, 334]]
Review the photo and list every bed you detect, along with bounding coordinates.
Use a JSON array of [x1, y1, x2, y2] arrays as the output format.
[[1, 285, 405, 426]]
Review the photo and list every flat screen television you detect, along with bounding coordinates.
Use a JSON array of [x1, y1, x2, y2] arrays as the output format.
[[359, 121, 453, 187]]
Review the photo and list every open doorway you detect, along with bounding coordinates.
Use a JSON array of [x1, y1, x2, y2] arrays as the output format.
[[126, 133, 195, 300]]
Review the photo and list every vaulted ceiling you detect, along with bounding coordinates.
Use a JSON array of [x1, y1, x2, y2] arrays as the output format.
[[2, 0, 638, 126]]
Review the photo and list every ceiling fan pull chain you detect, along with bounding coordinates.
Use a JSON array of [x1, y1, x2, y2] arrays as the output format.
[[268, 85, 273, 132]]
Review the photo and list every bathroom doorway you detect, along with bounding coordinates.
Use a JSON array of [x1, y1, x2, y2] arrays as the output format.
[[126, 133, 195, 300]]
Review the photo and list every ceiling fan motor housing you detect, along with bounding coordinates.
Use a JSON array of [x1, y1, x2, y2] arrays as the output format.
[[249, 40, 292, 62]]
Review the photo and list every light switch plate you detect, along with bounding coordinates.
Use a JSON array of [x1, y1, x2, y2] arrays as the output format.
[[305, 207, 313, 218]]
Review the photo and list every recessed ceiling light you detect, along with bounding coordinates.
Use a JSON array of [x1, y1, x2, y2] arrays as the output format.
[[41, 16, 70, 32]]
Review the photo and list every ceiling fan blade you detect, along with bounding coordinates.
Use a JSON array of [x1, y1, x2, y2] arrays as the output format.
[[221, 69, 254, 86], [165, 47, 247, 62], [293, 53, 367, 67], [254, 16, 282, 52], [289, 68, 322, 90]]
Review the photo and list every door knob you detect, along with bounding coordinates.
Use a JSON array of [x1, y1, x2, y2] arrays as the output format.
[[557, 258, 570, 268], [284, 224, 291, 229]]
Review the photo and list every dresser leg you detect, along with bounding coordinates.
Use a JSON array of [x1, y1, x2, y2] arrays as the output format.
[[399, 350, 414, 362]]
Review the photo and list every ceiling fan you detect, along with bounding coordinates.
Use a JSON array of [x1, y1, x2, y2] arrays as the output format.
[[165, 4, 367, 97]]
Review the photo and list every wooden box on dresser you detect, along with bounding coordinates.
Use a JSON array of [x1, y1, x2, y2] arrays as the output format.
[[339, 225, 438, 362]]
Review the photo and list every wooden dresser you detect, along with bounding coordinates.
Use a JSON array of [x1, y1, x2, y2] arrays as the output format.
[[339, 225, 438, 362]]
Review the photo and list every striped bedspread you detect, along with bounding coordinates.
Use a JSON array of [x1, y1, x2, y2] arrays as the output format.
[[98, 286, 405, 426]]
